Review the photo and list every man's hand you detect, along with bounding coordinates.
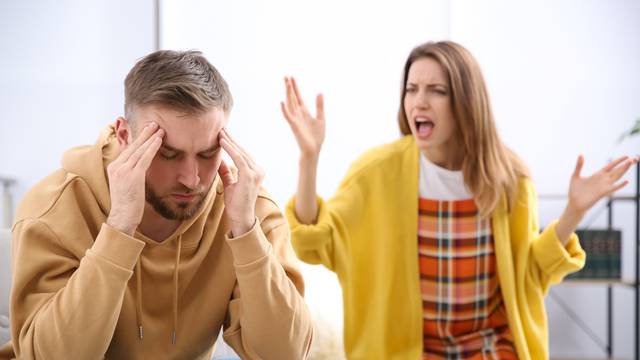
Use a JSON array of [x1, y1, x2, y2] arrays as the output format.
[[218, 129, 264, 237], [106, 122, 164, 235]]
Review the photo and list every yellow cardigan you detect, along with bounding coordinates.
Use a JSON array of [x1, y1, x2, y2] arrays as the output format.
[[286, 135, 586, 360]]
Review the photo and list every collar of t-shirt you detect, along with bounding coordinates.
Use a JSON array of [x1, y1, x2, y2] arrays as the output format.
[[419, 152, 472, 200]]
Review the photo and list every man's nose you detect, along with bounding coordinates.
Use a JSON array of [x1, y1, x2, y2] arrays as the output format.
[[177, 158, 200, 190]]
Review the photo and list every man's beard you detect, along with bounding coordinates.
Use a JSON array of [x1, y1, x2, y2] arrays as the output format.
[[145, 183, 211, 221]]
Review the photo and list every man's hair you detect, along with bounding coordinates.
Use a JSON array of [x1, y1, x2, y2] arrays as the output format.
[[124, 50, 233, 123]]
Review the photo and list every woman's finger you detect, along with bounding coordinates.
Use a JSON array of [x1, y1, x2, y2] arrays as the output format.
[[281, 101, 295, 126], [606, 180, 630, 196], [285, 77, 298, 116], [572, 155, 584, 179], [603, 155, 630, 172], [609, 158, 636, 182], [316, 94, 325, 122], [291, 77, 306, 108]]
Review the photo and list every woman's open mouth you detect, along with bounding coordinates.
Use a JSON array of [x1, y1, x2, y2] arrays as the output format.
[[415, 116, 434, 139]]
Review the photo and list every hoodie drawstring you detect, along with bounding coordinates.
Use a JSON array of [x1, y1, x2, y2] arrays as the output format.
[[171, 234, 182, 345], [135, 258, 144, 340], [134, 234, 182, 345]]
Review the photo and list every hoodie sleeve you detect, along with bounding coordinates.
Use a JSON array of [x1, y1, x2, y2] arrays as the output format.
[[10, 220, 145, 359], [222, 197, 313, 359]]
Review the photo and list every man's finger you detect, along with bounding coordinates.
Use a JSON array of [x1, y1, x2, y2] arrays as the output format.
[[217, 160, 235, 187], [221, 130, 258, 170], [220, 137, 249, 172], [135, 136, 163, 171], [120, 122, 160, 162], [127, 129, 164, 168]]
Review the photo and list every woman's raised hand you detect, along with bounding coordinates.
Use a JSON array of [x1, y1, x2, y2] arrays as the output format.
[[280, 77, 325, 160]]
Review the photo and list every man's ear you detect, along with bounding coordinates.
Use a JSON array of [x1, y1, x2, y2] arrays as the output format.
[[114, 117, 132, 147]]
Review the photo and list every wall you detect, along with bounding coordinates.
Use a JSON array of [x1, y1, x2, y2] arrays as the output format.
[[0, 0, 156, 223]]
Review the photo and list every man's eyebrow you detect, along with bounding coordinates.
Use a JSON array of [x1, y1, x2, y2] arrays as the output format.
[[200, 145, 220, 153], [160, 143, 220, 153], [160, 144, 182, 153]]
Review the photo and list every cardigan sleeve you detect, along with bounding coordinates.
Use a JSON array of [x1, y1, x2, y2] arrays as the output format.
[[511, 178, 586, 291], [285, 172, 367, 275]]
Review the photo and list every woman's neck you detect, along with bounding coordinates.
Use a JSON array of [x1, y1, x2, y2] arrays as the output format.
[[421, 140, 465, 171]]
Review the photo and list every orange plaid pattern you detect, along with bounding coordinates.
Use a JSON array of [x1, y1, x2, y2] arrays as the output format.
[[419, 198, 518, 359]]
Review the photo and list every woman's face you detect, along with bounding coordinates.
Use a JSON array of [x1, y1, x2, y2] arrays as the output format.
[[403, 57, 460, 166]]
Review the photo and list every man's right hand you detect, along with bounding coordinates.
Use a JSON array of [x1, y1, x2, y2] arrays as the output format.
[[106, 122, 164, 235]]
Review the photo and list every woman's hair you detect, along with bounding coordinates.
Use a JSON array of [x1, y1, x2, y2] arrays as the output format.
[[397, 41, 529, 217]]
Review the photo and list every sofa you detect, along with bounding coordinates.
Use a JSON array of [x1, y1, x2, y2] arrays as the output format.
[[0, 228, 11, 345]]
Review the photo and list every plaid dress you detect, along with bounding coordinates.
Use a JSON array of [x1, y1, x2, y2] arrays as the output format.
[[419, 198, 518, 359]]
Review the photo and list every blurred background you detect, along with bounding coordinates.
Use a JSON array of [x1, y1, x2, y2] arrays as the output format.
[[1, 1, 639, 359]]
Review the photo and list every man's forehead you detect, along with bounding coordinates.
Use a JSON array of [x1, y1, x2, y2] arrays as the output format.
[[135, 105, 227, 150]]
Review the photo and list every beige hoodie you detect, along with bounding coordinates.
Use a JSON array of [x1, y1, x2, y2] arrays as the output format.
[[0, 125, 312, 359]]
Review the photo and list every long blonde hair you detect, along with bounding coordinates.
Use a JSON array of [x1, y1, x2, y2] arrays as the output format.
[[398, 41, 529, 217]]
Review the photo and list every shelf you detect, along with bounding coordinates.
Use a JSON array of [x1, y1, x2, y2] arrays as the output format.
[[539, 194, 639, 202], [564, 279, 637, 287]]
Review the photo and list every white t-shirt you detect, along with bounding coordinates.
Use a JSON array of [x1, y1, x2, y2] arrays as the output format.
[[419, 152, 472, 200]]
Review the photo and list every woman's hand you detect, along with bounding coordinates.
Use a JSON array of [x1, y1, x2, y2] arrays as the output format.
[[280, 76, 325, 224], [556, 155, 639, 245], [280, 77, 326, 160], [568, 155, 638, 215]]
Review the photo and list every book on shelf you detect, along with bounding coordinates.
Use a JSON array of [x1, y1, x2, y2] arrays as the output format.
[[566, 229, 622, 281]]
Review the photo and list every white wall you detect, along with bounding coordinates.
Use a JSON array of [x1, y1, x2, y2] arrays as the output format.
[[0, 0, 156, 223]]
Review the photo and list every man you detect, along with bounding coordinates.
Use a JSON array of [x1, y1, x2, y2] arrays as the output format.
[[0, 50, 313, 359]]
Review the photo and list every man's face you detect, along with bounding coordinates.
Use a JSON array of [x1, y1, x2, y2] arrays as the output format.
[[131, 104, 228, 221]]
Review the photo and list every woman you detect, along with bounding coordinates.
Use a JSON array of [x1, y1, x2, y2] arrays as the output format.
[[280, 41, 637, 359]]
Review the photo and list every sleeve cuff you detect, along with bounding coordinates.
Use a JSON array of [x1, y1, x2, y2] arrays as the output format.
[[533, 220, 586, 275], [225, 217, 272, 266], [285, 196, 332, 250], [89, 223, 146, 270]]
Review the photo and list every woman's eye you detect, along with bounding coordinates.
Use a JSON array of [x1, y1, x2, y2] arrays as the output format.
[[405, 88, 417, 93]]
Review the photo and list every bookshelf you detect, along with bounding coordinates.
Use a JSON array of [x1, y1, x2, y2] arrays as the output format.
[[540, 162, 639, 360]]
